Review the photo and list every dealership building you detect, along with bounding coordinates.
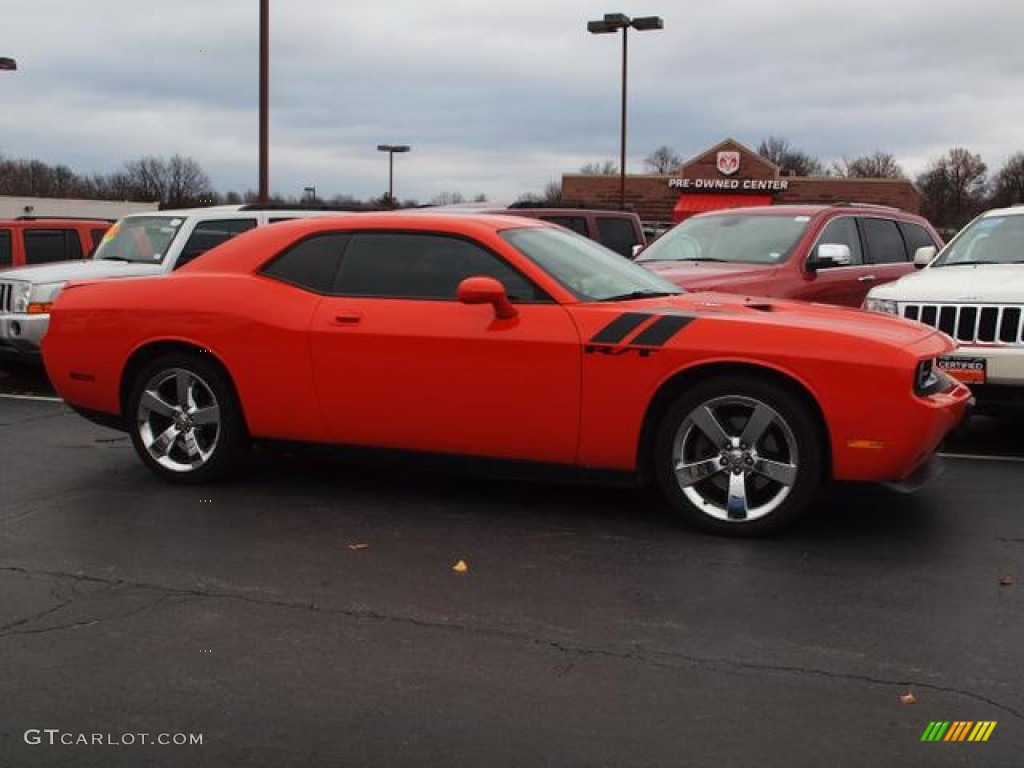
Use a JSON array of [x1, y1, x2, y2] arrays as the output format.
[[561, 138, 922, 226]]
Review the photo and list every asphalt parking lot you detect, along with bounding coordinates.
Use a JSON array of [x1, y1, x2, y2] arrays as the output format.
[[1, 369, 1022, 767]]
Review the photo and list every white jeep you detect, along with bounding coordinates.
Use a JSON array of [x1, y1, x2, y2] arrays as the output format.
[[0, 204, 349, 365], [864, 205, 1024, 414]]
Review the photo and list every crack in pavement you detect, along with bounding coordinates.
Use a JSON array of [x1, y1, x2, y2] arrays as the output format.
[[2, 563, 1020, 720]]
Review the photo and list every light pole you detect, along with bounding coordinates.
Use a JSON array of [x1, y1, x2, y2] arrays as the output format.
[[258, 0, 269, 203], [587, 13, 663, 210], [377, 144, 411, 206], [303, 186, 316, 207]]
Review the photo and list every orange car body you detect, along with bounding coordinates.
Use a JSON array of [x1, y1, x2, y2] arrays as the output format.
[[43, 213, 970, 487]]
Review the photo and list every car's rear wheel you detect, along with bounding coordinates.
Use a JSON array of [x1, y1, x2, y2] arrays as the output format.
[[654, 376, 824, 536], [127, 353, 248, 483]]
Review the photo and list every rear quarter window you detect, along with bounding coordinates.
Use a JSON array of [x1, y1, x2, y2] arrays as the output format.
[[596, 216, 641, 257]]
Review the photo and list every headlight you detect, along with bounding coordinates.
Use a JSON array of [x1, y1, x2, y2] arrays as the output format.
[[15, 282, 65, 314], [10, 282, 31, 313], [863, 297, 899, 316]]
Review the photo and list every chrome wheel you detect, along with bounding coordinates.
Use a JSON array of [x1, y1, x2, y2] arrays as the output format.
[[136, 367, 222, 473], [671, 394, 800, 523]]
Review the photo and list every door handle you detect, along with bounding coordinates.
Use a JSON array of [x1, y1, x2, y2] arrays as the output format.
[[857, 275, 877, 282], [332, 312, 362, 325]]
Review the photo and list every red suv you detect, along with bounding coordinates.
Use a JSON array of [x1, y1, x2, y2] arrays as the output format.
[[635, 204, 942, 307], [0, 217, 112, 269]]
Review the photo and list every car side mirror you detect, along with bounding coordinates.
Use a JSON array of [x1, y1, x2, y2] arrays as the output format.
[[457, 276, 518, 320], [913, 245, 937, 268], [807, 243, 852, 271]]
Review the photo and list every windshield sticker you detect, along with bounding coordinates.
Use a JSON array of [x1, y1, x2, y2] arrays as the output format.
[[794, 216, 811, 222], [153, 253, 162, 260], [169, 219, 182, 227]]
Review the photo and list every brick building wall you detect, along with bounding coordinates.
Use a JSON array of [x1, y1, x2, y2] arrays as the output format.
[[561, 138, 921, 224]]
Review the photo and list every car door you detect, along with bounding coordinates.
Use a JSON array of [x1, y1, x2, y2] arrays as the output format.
[[795, 215, 868, 306], [308, 230, 582, 463], [859, 217, 918, 299]]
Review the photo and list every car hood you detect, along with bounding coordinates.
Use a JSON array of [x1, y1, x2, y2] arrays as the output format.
[[638, 260, 776, 289], [0, 260, 164, 284], [870, 264, 1024, 303], [604, 291, 941, 349]]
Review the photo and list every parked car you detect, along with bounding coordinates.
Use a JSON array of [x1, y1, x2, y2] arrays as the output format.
[[415, 202, 646, 259], [0, 204, 346, 365], [635, 203, 942, 306], [42, 213, 970, 536], [499, 203, 646, 259], [0, 216, 112, 269], [864, 205, 1024, 415]]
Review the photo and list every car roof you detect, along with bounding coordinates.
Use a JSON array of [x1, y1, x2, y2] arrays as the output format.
[[980, 205, 1024, 218], [689, 203, 918, 220]]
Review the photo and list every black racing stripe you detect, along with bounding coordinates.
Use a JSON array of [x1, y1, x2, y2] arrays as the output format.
[[589, 313, 651, 344], [630, 315, 694, 347]]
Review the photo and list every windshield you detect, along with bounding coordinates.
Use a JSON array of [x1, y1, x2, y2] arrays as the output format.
[[637, 213, 811, 265], [931, 214, 1024, 267], [92, 216, 185, 264], [499, 226, 682, 302]]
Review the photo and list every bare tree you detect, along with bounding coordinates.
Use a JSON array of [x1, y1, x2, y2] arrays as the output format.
[[430, 191, 466, 206], [644, 146, 682, 175], [989, 152, 1024, 208], [917, 147, 988, 230], [579, 161, 619, 175], [757, 136, 824, 176], [831, 151, 906, 179]]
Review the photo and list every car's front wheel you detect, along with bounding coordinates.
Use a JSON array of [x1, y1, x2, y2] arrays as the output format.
[[654, 376, 824, 536], [127, 353, 248, 483]]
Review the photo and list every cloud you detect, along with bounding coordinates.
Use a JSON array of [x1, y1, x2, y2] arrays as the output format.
[[1, 0, 1023, 203]]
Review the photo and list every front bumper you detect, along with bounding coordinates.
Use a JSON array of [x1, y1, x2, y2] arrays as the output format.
[[0, 313, 49, 361]]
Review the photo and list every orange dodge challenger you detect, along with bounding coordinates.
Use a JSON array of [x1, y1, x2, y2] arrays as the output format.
[[42, 213, 971, 536]]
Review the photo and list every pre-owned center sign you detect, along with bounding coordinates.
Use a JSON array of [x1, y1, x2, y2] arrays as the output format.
[[667, 178, 789, 191]]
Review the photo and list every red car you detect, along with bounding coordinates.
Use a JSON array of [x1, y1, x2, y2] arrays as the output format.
[[42, 213, 970, 535], [636, 204, 942, 307]]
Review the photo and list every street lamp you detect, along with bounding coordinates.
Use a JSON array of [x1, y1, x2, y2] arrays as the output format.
[[587, 12, 663, 209], [258, 0, 269, 203], [0, 57, 16, 71], [377, 144, 411, 206], [303, 186, 316, 207]]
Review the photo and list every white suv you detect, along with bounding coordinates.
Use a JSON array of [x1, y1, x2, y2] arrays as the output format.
[[0, 204, 351, 365], [864, 205, 1024, 414]]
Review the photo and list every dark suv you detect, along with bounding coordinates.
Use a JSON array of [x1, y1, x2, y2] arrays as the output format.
[[499, 202, 646, 259], [0, 217, 112, 269], [635, 203, 942, 307]]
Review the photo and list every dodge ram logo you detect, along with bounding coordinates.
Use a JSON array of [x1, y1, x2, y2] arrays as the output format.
[[717, 151, 740, 176]]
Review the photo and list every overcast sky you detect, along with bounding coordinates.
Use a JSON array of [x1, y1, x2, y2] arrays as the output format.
[[1, 0, 1022, 204]]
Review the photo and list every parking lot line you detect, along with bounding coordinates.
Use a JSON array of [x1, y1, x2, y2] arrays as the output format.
[[0, 393, 62, 403], [939, 451, 1024, 463]]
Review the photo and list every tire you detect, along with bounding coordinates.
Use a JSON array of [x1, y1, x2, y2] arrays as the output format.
[[127, 353, 248, 484], [653, 375, 824, 536]]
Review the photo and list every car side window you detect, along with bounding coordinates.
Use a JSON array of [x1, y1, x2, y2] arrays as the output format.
[[596, 216, 640, 258], [260, 233, 350, 293], [814, 217, 863, 265], [540, 216, 589, 237], [332, 232, 548, 302], [897, 221, 937, 254], [0, 230, 11, 267], [25, 229, 81, 264], [89, 228, 107, 254], [861, 218, 907, 264], [174, 218, 257, 269]]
